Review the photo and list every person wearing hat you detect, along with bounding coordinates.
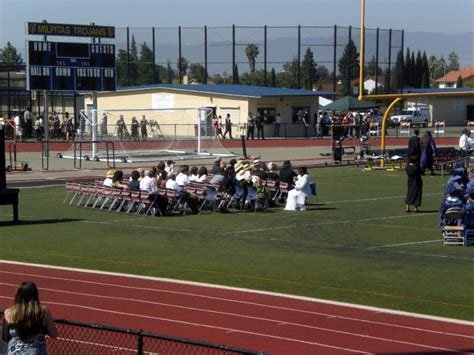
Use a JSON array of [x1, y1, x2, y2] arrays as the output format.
[[235, 160, 254, 209], [211, 157, 222, 175], [103, 170, 115, 187]]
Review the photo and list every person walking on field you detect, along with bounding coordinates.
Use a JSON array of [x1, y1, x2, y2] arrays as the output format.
[[420, 130, 437, 175], [140, 115, 149, 141], [223, 113, 233, 139], [2, 281, 57, 354]]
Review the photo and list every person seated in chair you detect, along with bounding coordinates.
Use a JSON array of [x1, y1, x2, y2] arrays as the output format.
[[284, 167, 312, 211]]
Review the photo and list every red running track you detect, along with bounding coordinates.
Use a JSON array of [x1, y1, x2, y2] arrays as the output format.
[[1, 261, 473, 354]]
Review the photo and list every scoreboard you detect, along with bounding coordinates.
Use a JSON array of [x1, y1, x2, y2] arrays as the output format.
[[27, 41, 116, 91]]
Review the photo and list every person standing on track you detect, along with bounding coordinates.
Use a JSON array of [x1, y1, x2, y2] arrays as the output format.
[[2, 281, 57, 354]]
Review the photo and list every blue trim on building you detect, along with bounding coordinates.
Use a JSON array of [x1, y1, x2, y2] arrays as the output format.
[[117, 84, 334, 98]]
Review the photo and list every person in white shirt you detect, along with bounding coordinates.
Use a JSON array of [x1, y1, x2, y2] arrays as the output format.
[[196, 166, 208, 183], [284, 167, 313, 211], [165, 173, 181, 194], [140, 171, 158, 194], [189, 166, 199, 182], [274, 113, 282, 137], [164, 160, 175, 174], [13, 112, 23, 140], [175, 165, 191, 186], [459, 129, 471, 155]]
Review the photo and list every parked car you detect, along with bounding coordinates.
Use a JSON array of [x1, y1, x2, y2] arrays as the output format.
[[390, 108, 430, 127]]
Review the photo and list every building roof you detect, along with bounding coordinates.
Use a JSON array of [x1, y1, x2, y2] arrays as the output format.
[[117, 84, 334, 98], [402, 87, 474, 94], [435, 67, 474, 83]]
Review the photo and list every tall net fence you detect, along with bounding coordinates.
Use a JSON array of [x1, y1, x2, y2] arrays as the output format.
[[0, 311, 263, 355], [62, 107, 235, 163], [114, 25, 403, 90]]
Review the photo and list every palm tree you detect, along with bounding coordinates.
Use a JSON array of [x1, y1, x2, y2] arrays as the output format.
[[245, 44, 259, 73]]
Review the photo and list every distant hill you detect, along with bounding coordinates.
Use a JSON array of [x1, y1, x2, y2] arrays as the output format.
[[404, 31, 473, 68]]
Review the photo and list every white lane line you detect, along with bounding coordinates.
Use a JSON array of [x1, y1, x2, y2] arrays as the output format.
[[370, 239, 440, 249], [0, 296, 364, 354], [0, 282, 463, 351], [1, 270, 472, 338]]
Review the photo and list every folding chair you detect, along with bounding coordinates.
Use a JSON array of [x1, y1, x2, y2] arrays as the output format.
[[63, 182, 77, 204], [200, 185, 218, 212], [68, 183, 82, 206], [99, 187, 115, 209], [442, 207, 464, 246], [108, 188, 125, 211], [126, 191, 142, 213]]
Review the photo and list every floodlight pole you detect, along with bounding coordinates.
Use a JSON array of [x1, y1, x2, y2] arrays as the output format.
[[358, 0, 365, 101]]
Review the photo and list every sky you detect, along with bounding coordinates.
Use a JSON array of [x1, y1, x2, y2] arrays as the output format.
[[0, 0, 473, 62]]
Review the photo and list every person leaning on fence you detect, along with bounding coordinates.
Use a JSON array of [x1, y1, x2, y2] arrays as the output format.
[[2, 281, 57, 354], [459, 129, 471, 156], [140, 115, 149, 141], [130, 117, 139, 141], [273, 113, 282, 137], [246, 113, 255, 140]]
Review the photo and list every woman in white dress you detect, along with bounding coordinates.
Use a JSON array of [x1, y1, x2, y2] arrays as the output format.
[[284, 167, 312, 211]]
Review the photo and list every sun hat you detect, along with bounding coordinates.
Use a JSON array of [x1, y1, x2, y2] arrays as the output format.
[[106, 170, 115, 178]]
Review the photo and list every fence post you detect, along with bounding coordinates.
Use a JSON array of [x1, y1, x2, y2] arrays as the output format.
[[137, 330, 143, 355]]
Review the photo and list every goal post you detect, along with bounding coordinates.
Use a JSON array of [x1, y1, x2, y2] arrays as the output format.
[[62, 107, 235, 163]]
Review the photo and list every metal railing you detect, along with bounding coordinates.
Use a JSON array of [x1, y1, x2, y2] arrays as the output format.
[[0, 310, 263, 354]]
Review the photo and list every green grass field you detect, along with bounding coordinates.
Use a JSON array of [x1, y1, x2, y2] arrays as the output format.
[[1, 167, 473, 321]]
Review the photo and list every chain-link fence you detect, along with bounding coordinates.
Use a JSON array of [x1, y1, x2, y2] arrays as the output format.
[[0, 311, 263, 354]]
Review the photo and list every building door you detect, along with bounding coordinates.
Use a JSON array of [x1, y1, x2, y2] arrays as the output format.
[[467, 105, 474, 122]]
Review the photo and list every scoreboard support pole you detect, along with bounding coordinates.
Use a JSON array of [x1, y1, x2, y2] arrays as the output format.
[[43, 90, 49, 161], [92, 92, 98, 159]]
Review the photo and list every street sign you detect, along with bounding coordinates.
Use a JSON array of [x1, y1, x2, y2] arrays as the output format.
[[27, 41, 116, 91]]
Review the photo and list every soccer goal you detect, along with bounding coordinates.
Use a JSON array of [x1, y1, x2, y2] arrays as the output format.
[[62, 107, 235, 163]]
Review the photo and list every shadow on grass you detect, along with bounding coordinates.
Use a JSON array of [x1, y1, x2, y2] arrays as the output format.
[[0, 218, 83, 227]]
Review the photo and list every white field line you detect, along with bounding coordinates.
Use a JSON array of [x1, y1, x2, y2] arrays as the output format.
[[321, 192, 441, 205], [1, 271, 472, 337], [1, 211, 471, 261], [370, 239, 440, 249], [54, 337, 138, 354], [0, 295, 364, 354]]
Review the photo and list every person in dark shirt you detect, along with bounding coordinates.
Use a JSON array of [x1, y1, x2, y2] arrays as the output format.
[[128, 170, 141, 191], [407, 129, 421, 164], [279, 160, 297, 189]]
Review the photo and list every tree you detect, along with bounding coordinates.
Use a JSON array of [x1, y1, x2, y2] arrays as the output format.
[[280, 57, 299, 88], [365, 55, 381, 77], [138, 42, 155, 85], [232, 64, 240, 84], [415, 50, 423, 88], [447, 51, 460, 72], [245, 44, 259, 73], [383, 68, 392, 94], [301, 48, 318, 90], [392, 50, 404, 91], [176, 56, 189, 81], [188, 63, 206, 84], [116, 49, 129, 87], [129, 35, 139, 85], [456, 75, 463, 88], [316, 65, 330, 82], [404, 48, 412, 86], [409, 51, 416, 87], [0, 42, 22, 64], [164, 60, 175, 84], [270, 68, 276, 87], [338, 39, 360, 96], [421, 52, 430, 88]]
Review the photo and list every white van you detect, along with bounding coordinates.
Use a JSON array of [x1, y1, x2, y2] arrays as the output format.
[[391, 108, 430, 127]]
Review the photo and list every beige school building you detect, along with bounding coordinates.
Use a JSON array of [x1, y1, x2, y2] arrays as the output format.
[[85, 84, 333, 138]]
